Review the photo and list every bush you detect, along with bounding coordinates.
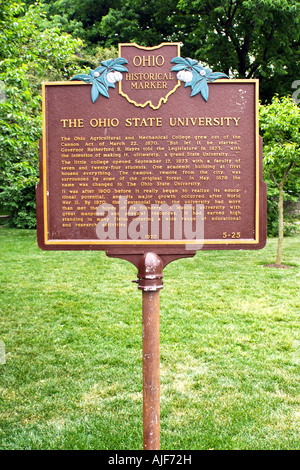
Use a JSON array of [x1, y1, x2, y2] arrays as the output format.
[[0, 2, 83, 228]]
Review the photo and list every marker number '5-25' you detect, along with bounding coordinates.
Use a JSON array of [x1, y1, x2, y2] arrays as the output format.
[[223, 232, 241, 239]]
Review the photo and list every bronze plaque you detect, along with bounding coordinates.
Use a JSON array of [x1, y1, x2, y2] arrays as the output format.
[[36, 43, 267, 263]]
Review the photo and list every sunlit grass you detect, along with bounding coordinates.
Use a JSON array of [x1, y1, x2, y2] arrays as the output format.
[[0, 228, 299, 449]]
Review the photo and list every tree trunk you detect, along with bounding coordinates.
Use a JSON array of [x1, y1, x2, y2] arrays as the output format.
[[275, 182, 284, 266], [274, 163, 293, 267]]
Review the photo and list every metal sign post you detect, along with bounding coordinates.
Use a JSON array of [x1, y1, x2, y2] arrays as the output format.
[[135, 252, 163, 450]]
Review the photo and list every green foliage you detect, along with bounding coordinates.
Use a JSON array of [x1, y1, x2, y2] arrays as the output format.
[[76, 46, 118, 70], [178, 0, 300, 103], [259, 95, 300, 236], [0, 64, 41, 227], [22, 0, 300, 103], [24, 0, 120, 43], [260, 95, 300, 189], [1, 1, 299, 230], [0, 1, 83, 228]]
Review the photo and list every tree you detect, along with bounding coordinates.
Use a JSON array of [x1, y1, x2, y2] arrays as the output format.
[[24, 0, 299, 103], [260, 96, 300, 267], [98, 0, 196, 49], [0, 1, 83, 227], [99, 0, 299, 103], [178, 0, 300, 103], [23, 0, 120, 45]]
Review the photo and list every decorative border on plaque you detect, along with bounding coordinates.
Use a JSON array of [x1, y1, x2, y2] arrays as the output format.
[[41, 80, 260, 247], [118, 43, 181, 110]]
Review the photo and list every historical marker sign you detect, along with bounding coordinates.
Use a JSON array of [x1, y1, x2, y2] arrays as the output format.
[[36, 43, 267, 449], [36, 43, 266, 261]]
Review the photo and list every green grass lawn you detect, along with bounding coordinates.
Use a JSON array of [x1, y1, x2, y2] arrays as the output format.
[[0, 227, 299, 450]]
